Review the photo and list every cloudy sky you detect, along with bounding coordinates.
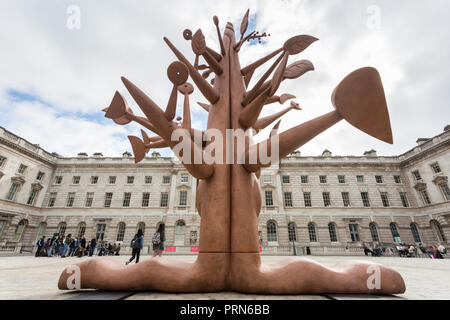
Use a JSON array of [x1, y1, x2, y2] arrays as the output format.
[[0, 0, 449, 158]]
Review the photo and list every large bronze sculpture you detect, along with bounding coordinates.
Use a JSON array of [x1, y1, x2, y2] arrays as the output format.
[[58, 9, 405, 295]]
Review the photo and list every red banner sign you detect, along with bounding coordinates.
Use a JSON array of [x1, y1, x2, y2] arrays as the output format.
[[165, 246, 177, 252], [190, 246, 199, 252]]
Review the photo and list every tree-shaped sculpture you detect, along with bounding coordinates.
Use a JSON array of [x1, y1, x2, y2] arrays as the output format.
[[59, 9, 405, 294]]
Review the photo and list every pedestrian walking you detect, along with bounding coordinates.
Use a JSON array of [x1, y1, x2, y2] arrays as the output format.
[[126, 229, 144, 265]]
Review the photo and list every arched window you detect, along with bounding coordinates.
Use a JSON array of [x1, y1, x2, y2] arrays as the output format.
[[287, 222, 296, 242], [267, 221, 277, 242], [369, 222, 379, 242], [36, 222, 47, 240], [77, 222, 86, 239], [410, 223, 421, 243], [390, 222, 401, 243], [137, 222, 145, 235], [308, 222, 317, 242], [57, 222, 67, 236], [430, 220, 446, 242], [328, 222, 338, 242], [13, 219, 27, 242], [116, 222, 126, 242], [175, 220, 186, 245]]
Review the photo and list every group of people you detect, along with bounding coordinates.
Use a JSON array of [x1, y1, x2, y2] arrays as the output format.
[[126, 223, 165, 265], [35, 234, 121, 258], [35, 223, 166, 264], [363, 242, 447, 259]]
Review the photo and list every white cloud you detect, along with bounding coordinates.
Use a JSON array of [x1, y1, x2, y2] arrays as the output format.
[[0, 0, 448, 157]]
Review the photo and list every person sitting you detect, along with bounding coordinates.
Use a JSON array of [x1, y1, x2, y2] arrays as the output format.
[[408, 244, 416, 257], [438, 243, 447, 256], [115, 243, 121, 256]]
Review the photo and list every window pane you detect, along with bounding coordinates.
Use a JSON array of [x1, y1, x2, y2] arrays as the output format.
[[142, 192, 150, 207], [308, 223, 317, 242], [338, 175, 345, 184], [104, 193, 113, 207], [288, 222, 296, 241], [301, 175, 308, 184], [400, 192, 410, 207], [319, 175, 327, 183], [328, 223, 338, 242], [303, 192, 311, 207], [282, 175, 290, 184], [267, 221, 277, 242], [380, 192, 390, 207], [284, 192, 293, 207], [145, 176, 152, 184], [369, 223, 379, 242], [123, 192, 131, 207], [160, 192, 168, 207], [410, 223, 421, 242], [265, 191, 273, 206], [342, 192, 350, 207], [322, 192, 331, 207], [361, 192, 370, 207], [439, 183, 450, 201], [179, 190, 187, 206]]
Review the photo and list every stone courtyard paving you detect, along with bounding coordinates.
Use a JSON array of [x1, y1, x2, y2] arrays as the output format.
[[0, 254, 448, 300]]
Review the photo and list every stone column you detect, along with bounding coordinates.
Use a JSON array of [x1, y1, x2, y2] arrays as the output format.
[[275, 172, 285, 214], [168, 170, 177, 214]]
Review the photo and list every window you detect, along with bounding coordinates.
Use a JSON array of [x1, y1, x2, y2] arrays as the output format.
[[96, 224, 106, 241], [90, 176, 99, 184], [375, 175, 383, 184], [356, 175, 364, 183], [55, 176, 63, 184], [431, 162, 441, 174], [439, 183, 450, 201], [104, 192, 113, 207], [265, 190, 274, 206], [431, 220, 446, 242], [160, 192, 169, 207], [284, 192, 293, 207], [369, 223, 379, 242], [420, 189, 431, 205], [328, 223, 338, 242], [163, 176, 171, 184], [400, 192, 410, 207], [85, 192, 94, 207], [380, 192, 390, 207], [0, 155, 6, 167], [116, 222, 126, 242], [48, 192, 57, 207], [288, 222, 296, 242], [142, 192, 150, 207], [12, 220, 27, 242], [390, 223, 400, 242], [282, 175, 290, 184], [338, 175, 345, 184], [57, 222, 67, 236], [394, 175, 402, 184], [180, 174, 189, 183], [410, 223, 421, 243], [123, 192, 131, 207], [308, 223, 317, 242], [72, 176, 80, 184], [17, 164, 27, 174], [6, 183, 20, 201], [301, 175, 308, 184], [341, 192, 351, 207], [319, 175, 327, 184], [303, 192, 312, 207], [77, 222, 86, 239], [36, 171, 45, 181], [109, 176, 116, 184], [127, 176, 134, 184], [349, 224, 360, 242], [412, 170, 422, 181], [179, 190, 187, 206], [322, 192, 331, 207], [66, 192, 75, 207], [361, 192, 370, 207], [26, 189, 39, 206], [145, 176, 152, 184], [267, 221, 277, 242]]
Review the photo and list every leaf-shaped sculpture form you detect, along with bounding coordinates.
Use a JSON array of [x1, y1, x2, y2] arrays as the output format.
[[279, 93, 296, 104], [240, 9, 250, 37], [283, 60, 314, 79], [331, 67, 393, 144], [192, 29, 206, 55], [105, 91, 128, 119], [141, 129, 150, 145], [283, 35, 318, 55], [128, 135, 146, 163]]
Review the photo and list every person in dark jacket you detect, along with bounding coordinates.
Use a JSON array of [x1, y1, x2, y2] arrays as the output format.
[[89, 236, 97, 256], [78, 235, 87, 258], [126, 229, 144, 265], [35, 236, 45, 257], [152, 223, 166, 257]]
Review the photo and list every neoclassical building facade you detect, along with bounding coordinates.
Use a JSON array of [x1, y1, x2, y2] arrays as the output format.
[[0, 125, 449, 253]]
